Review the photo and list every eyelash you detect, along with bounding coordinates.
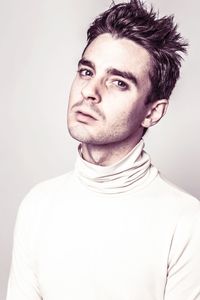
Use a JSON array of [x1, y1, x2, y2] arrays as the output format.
[[77, 68, 93, 77], [77, 68, 129, 91], [113, 80, 129, 90]]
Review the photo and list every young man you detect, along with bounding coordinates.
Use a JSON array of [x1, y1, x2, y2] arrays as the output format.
[[7, 0, 200, 299]]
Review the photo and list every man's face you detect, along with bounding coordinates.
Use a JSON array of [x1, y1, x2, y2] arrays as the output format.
[[67, 33, 152, 146]]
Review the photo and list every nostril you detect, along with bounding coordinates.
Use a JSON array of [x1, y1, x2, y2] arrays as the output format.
[[81, 88, 101, 102], [88, 96, 96, 101], [81, 80, 101, 103]]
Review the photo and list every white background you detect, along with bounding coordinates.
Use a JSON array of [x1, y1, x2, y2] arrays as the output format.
[[0, 0, 199, 298]]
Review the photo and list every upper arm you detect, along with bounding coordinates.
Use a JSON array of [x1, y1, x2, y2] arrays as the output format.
[[164, 210, 200, 299], [6, 190, 42, 300]]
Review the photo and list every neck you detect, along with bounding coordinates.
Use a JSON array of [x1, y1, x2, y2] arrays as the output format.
[[75, 138, 157, 194], [81, 136, 142, 166]]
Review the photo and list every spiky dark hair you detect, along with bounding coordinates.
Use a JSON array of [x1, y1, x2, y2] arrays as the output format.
[[85, 0, 188, 103]]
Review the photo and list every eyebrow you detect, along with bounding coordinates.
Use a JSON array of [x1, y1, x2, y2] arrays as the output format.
[[78, 58, 95, 69], [78, 58, 138, 86], [107, 68, 138, 86]]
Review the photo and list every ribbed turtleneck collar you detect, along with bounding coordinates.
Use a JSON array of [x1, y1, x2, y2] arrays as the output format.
[[74, 139, 158, 194]]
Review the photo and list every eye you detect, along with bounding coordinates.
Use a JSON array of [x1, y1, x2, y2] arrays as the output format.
[[78, 68, 93, 78], [113, 80, 129, 90]]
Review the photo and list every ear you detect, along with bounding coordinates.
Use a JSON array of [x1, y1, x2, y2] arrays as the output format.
[[142, 99, 169, 128]]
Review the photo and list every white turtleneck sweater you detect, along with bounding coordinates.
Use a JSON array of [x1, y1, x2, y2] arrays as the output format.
[[7, 140, 200, 300]]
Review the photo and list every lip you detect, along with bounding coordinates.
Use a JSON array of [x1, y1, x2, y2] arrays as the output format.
[[75, 110, 97, 123]]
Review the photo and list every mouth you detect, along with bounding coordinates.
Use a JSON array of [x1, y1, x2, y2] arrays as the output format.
[[75, 110, 97, 123]]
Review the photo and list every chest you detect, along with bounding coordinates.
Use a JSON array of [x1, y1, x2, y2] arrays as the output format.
[[35, 195, 172, 299]]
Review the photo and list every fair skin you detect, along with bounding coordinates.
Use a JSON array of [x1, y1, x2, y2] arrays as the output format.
[[67, 33, 168, 166]]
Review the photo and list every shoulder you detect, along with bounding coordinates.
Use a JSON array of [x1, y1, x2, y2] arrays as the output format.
[[17, 171, 74, 224], [147, 173, 200, 215], [32, 171, 73, 195], [146, 174, 200, 254]]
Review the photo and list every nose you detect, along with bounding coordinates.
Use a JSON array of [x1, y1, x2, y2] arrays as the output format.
[[81, 79, 101, 103]]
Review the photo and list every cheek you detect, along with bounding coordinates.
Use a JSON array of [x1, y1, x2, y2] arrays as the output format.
[[104, 99, 135, 120], [126, 105, 147, 129], [103, 108, 132, 132], [68, 80, 80, 105], [108, 102, 146, 130], [70, 79, 78, 96]]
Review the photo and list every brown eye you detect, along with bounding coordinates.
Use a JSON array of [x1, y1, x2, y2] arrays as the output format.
[[113, 80, 129, 90], [118, 81, 127, 87], [78, 68, 93, 77]]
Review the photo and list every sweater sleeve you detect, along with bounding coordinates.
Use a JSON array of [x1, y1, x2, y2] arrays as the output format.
[[164, 209, 200, 300], [6, 189, 42, 300]]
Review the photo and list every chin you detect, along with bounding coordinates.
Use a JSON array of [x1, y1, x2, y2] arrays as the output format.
[[68, 125, 90, 143], [68, 129, 104, 145]]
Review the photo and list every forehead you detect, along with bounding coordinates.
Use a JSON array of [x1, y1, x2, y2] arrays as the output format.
[[83, 33, 152, 83]]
